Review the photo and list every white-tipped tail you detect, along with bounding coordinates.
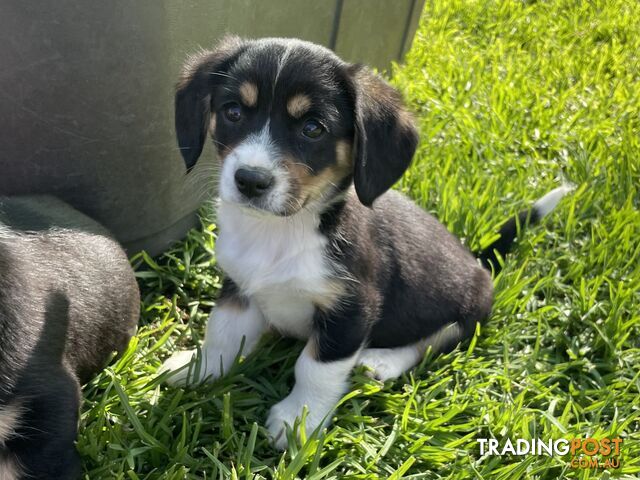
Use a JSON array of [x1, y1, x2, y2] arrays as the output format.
[[533, 185, 573, 218]]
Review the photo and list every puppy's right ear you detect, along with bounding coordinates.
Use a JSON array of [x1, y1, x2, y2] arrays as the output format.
[[175, 36, 246, 172], [345, 65, 419, 207]]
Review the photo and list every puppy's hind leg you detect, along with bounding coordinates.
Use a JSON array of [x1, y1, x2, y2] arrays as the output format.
[[359, 268, 494, 381], [358, 322, 464, 381]]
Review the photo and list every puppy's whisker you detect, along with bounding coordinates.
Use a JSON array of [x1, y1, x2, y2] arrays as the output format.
[[185, 170, 221, 188], [184, 170, 221, 198], [208, 71, 236, 80], [287, 161, 314, 173], [211, 139, 232, 151]]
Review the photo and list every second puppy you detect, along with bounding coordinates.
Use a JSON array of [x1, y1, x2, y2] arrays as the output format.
[[0, 196, 139, 479]]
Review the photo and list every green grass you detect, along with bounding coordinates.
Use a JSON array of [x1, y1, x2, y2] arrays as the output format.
[[79, 1, 639, 478]]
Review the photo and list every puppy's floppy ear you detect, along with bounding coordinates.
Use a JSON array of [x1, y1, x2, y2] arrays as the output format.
[[346, 65, 419, 206], [175, 35, 246, 172]]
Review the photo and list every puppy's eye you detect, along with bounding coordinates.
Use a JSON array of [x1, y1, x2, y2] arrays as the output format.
[[301, 119, 324, 139], [223, 103, 242, 123]]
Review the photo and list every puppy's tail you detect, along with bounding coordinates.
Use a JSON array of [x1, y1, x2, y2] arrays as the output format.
[[476, 185, 573, 274]]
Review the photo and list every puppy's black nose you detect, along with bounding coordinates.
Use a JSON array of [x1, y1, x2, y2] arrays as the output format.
[[234, 167, 274, 198]]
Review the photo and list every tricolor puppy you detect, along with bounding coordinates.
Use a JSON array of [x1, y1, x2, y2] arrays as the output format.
[[0, 196, 139, 479], [161, 36, 570, 449]]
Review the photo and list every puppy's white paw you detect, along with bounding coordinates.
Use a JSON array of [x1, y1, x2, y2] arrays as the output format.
[[159, 348, 227, 386], [266, 398, 302, 450], [159, 350, 198, 386], [357, 348, 407, 381], [266, 395, 327, 450]]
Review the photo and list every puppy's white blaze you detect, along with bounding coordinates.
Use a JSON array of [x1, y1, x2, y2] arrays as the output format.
[[160, 301, 267, 385], [219, 123, 290, 213], [0, 403, 22, 445], [217, 201, 330, 339], [358, 322, 462, 381], [533, 185, 573, 218], [219, 125, 273, 203], [233, 124, 275, 170], [273, 43, 294, 91], [266, 342, 359, 449]]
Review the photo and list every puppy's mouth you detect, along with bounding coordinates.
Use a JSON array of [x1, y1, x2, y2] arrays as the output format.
[[229, 196, 304, 217]]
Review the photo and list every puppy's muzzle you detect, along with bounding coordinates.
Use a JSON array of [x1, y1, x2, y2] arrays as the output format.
[[234, 167, 274, 199]]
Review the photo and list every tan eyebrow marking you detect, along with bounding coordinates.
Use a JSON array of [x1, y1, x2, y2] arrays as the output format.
[[335, 140, 352, 169], [239, 81, 258, 107], [287, 93, 312, 119]]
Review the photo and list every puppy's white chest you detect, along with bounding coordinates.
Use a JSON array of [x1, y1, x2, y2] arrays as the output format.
[[215, 202, 330, 338]]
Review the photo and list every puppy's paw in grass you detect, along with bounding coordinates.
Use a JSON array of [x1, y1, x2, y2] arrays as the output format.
[[266, 395, 328, 450], [159, 348, 230, 386], [158, 349, 201, 386], [357, 348, 413, 381]]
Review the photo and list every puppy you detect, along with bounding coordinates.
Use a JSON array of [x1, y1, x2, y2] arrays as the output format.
[[161, 36, 570, 449], [0, 196, 139, 479]]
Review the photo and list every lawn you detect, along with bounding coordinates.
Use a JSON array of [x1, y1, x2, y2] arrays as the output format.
[[78, 1, 639, 478]]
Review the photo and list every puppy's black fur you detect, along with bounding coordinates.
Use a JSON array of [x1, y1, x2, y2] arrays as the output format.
[[0, 196, 139, 479], [316, 193, 494, 359], [169, 38, 567, 446], [174, 37, 545, 361]]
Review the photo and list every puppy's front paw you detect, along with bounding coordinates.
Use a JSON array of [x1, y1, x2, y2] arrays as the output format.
[[158, 348, 227, 386], [266, 395, 328, 450], [266, 397, 304, 450], [159, 349, 200, 386]]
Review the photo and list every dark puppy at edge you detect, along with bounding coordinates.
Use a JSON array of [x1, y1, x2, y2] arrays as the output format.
[[160, 36, 570, 448], [0, 196, 139, 479]]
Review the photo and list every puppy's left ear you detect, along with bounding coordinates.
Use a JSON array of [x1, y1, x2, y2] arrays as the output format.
[[175, 36, 246, 172], [347, 65, 419, 206]]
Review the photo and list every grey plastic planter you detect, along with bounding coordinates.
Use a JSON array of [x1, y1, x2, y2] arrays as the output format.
[[0, 0, 423, 255]]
